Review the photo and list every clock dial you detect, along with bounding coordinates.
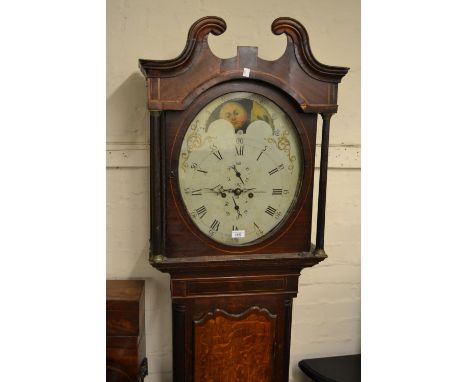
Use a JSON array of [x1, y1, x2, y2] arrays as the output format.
[[178, 92, 302, 246]]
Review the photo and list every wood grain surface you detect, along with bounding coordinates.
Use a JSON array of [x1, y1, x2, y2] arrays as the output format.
[[106, 280, 147, 382], [194, 307, 276, 382]]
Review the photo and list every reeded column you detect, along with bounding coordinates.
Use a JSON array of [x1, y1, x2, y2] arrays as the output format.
[[314, 112, 333, 256]]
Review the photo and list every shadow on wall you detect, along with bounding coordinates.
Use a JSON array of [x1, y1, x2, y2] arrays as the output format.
[[291, 365, 309, 382], [124, 239, 173, 380], [107, 72, 149, 143], [107, 72, 173, 379], [127, 208, 173, 381]]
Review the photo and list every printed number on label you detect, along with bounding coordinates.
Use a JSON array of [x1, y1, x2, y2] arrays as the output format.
[[232, 230, 245, 238]]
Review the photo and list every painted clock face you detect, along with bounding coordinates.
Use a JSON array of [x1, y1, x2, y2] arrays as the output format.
[[178, 92, 302, 246]]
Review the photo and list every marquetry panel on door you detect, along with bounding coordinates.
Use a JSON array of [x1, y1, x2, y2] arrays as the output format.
[[193, 307, 277, 382]]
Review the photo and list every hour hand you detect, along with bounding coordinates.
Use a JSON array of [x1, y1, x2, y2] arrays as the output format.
[[207, 184, 222, 192], [201, 184, 229, 198], [201, 184, 223, 193]]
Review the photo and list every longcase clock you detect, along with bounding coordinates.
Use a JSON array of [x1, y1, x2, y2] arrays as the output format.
[[139, 16, 348, 382]]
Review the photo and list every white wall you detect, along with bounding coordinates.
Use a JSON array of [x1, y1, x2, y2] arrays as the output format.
[[107, 1, 360, 381]]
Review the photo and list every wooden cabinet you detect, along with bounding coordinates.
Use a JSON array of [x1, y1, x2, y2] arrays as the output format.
[[106, 280, 147, 382], [158, 254, 323, 381], [138, 16, 348, 381]]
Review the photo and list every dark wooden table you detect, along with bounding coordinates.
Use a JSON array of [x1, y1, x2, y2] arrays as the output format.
[[298, 354, 361, 382]]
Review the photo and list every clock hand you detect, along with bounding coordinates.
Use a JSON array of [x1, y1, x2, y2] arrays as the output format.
[[191, 184, 227, 197], [195, 184, 264, 198], [224, 187, 257, 194], [229, 165, 245, 185], [231, 196, 242, 218], [207, 184, 222, 192], [193, 185, 220, 193]]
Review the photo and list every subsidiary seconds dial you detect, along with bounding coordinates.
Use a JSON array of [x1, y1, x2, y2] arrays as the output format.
[[178, 92, 302, 246]]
